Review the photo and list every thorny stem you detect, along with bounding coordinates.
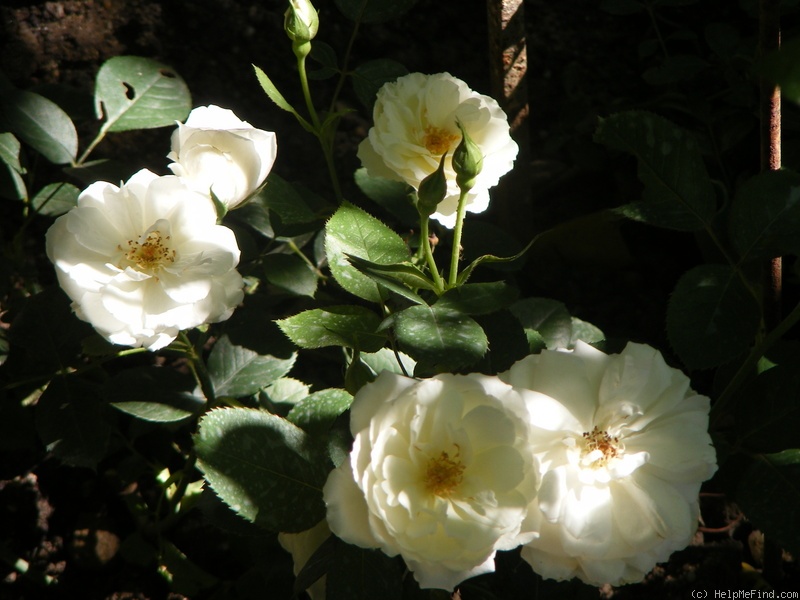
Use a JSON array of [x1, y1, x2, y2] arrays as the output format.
[[297, 53, 344, 203], [287, 238, 327, 279], [177, 331, 217, 406], [448, 189, 470, 287], [420, 217, 445, 294]]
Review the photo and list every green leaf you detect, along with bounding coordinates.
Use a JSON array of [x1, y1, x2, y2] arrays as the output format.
[[262, 377, 310, 406], [104, 366, 204, 423], [236, 173, 323, 238], [734, 365, 800, 453], [7, 287, 89, 373], [1, 89, 78, 164], [734, 450, 800, 556], [277, 305, 387, 353], [436, 282, 519, 315], [287, 388, 353, 434], [262, 253, 318, 298], [391, 305, 488, 370], [351, 59, 408, 108], [509, 297, 573, 351], [473, 310, 531, 374], [208, 335, 296, 398], [95, 56, 191, 132], [326, 537, 403, 600], [195, 407, 329, 532], [666, 264, 760, 369], [353, 168, 417, 226], [0, 132, 23, 174], [308, 41, 339, 80], [0, 133, 26, 201], [345, 254, 434, 304], [31, 182, 80, 216], [569, 317, 606, 348], [729, 170, 800, 261], [594, 111, 716, 231], [456, 236, 536, 286], [324, 202, 411, 302], [334, 0, 420, 23], [35, 375, 110, 469], [253, 65, 310, 131], [360, 348, 416, 377]]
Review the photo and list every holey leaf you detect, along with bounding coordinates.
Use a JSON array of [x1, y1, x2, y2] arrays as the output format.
[[666, 264, 760, 370], [95, 56, 191, 132], [195, 408, 329, 532], [594, 111, 716, 231], [325, 202, 411, 302], [730, 170, 800, 262]]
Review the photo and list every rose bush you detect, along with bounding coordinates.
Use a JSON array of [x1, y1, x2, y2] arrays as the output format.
[[167, 105, 277, 210], [357, 72, 518, 227], [500, 342, 718, 586], [323, 370, 538, 590], [46, 169, 244, 350]]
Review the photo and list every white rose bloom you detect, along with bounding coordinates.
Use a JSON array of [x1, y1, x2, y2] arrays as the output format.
[[168, 105, 277, 210], [358, 72, 518, 228], [500, 342, 717, 586], [46, 169, 244, 351], [323, 371, 538, 591]]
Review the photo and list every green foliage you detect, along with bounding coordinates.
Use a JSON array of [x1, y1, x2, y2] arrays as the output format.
[[324, 201, 411, 302], [36, 375, 110, 469], [1, 87, 78, 165], [666, 265, 760, 370], [105, 366, 205, 423], [277, 305, 387, 352], [195, 408, 329, 532], [729, 169, 800, 262], [208, 335, 296, 399], [594, 111, 716, 231], [733, 450, 800, 557], [95, 56, 191, 132], [5, 1, 800, 596], [390, 304, 488, 371]]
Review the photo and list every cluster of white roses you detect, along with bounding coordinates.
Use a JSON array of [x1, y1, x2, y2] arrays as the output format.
[[358, 72, 519, 228], [46, 105, 277, 350], [323, 342, 718, 591]]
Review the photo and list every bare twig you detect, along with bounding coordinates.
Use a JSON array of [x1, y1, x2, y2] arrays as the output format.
[[760, 0, 782, 327], [487, 0, 532, 239]]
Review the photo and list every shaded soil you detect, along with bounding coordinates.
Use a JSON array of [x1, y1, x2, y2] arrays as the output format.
[[1, 0, 798, 599]]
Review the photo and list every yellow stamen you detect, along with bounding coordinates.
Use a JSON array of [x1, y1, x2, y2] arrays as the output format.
[[581, 426, 621, 468], [423, 125, 459, 156], [424, 450, 465, 497]]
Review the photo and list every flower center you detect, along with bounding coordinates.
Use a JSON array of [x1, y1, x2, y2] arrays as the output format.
[[580, 426, 622, 469], [423, 125, 459, 156], [121, 226, 176, 273], [424, 450, 465, 497]]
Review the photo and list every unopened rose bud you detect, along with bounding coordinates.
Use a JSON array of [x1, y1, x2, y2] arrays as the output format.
[[452, 120, 484, 193], [417, 153, 448, 218], [285, 0, 319, 58]]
